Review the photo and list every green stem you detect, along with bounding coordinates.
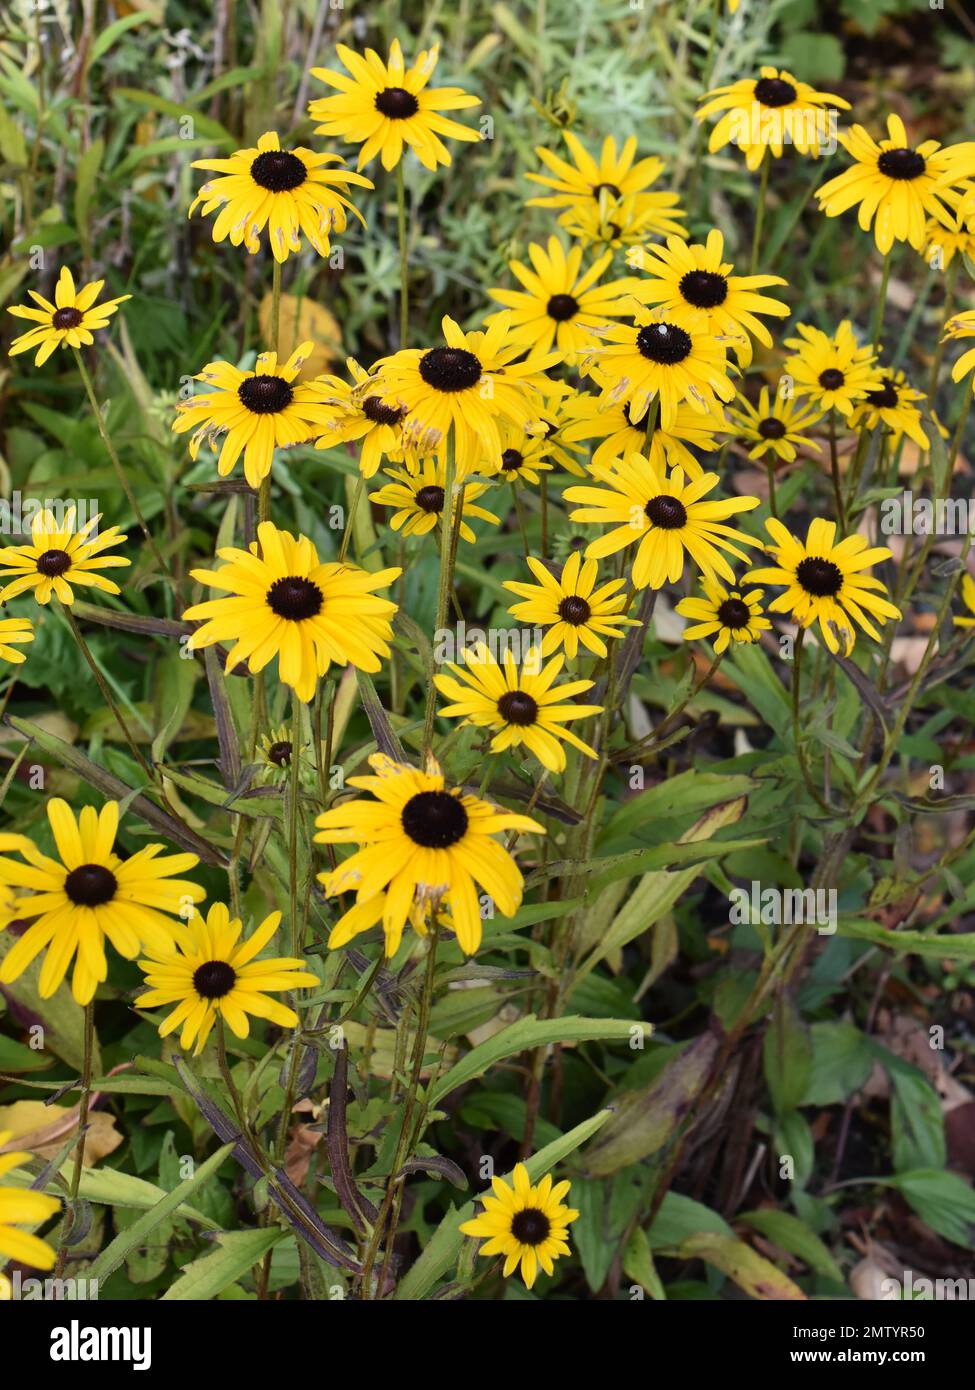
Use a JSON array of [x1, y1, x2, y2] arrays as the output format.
[[271, 259, 282, 357], [288, 689, 303, 956], [870, 253, 892, 356], [927, 257, 960, 405], [828, 413, 847, 538], [423, 446, 456, 759], [61, 602, 155, 783], [53, 1000, 94, 1280], [396, 162, 409, 347], [749, 153, 771, 276], [765, 459, 778, 520]]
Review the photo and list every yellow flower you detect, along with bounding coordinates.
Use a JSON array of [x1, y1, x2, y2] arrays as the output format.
[[433, 642, 602, 773], [482, 419, 562, 485], [944, 309, 975, 396], [783, 321, 883, 416], [922, 192, 975, 269], [137, 904, 317, 1056], [563, 389, 726, 475], [953, 573, 975, 629], [460, 1162, 579, 1289], [504, 551, 636, 658], [313, 357, 408, 478], [0, 799, 203, 1004], [676, 580, 772, 651], [315, 754, 544, 957], [557, 188, 687, 250], [308, 39, 480, 171], [747, 517, 900, 655], [727, 385, 823, 464], [183, 521, 401, 703], [697, 67, 849, 171], [0, 1133, 60, 1271], [526, 130, 678, 222], [849, 369, 929, 450], [521, 390, 589, 476], [370, 458, 499, 541], [189, 131, 372, 262], [0, 507, 128, 606], [173, 343, 336, 489], [0, 616, 34, 665], [566, 454, 761, 590], [7, 267, 130, 368], [816, 114, 975, 256]]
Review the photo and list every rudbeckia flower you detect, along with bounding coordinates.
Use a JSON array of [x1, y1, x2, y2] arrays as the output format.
[[313, 358, 407, 478], [173, 343, 337, 489], [783, 321, 883, 417], [7, 267, 130, 367], [137, 904, 318, 1056], [696, 66, 849, 172], [563, 389, 727, 475], [953, 573, 975, 629], [0, 799, 204, 1004], [557, 187, 687, 249], [922, 193, 975, 269], [189, 131, 372, 262], [315, 754, 544, 957], [308, 38, 481, 171], [726, 386, 823, 464], [183, 522, 401, 704], [503, 552, 637, 658], [486, 421, 559, 485], [944, 310, 975, 397], [816, 114, 975, 256], [675, 580, 772, 651], [370, 459, 499, 541], [566, 454, 761, 590], [0, 1134, 60, 1270], [460, 1162, 579, 1289], [433, 642, 602, 773], [747, 517, 900, 655], [0, 508, 128, 606], [0, 616, 34, 666], [849, 369, 930, 450], [526, 131, 677, 222]]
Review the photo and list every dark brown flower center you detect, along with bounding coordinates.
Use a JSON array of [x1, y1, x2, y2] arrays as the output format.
[[64, 863, 117, 907], [558, 595, 592, 626], [636, 322, 692, 365], [239, 375, 294, 414], [36, 548, 72, 577], [250, 150, 307, 192], [679, 270, 728, 309], [497, 690, 539, 726], [754, 76, 797, 107], [511, 1208, 551, 1246], [268, 740, 292, 766], [717, 597, 751, 629], [796, 556, 843, 597], [375, 87, 420, 120], [757, 416, 787, 439], [866, 378, 899, 409], [362, 396, 404, 426], [591, 182, 622, 200], [193, 960, 237, 999], [52, 306, 83, 330], [818, 368, 845, 391], [547, 293, 579, 322], [401, 790, 468, 848], [266, 576, 324, 621], [877, 148, 926, 181], [415, 484, 445, 512], [419, 347, 482, 392], [500, 449, 524, 472], [645, 495, 687, 529]]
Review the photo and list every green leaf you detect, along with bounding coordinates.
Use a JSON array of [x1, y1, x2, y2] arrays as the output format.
[[803, 1020, 874, 1105], [74, 138, 104, 259], [839, 916, 975, 962], [675, 1232, 806, 1300], [622, 1226, 666, 1299], [763, 995, 812, 1114], [90, 12, 157, 65], [877, 1170, 975, 1249], [162, 1228, 286, 1300], [0, 1034, 53, 1073], [874, 1047, 946, 1173], [647, 1192, 732, 1247], [739, 1209, 844, 1282]]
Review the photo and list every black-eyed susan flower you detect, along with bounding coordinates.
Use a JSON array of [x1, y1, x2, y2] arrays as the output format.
[[183, 521, 401, 704], [370, 313, 559, 477], [256, 726, 315, 786], [486, 421, 558, 485], [370, 459, 499, 540], [944, 310, 975, 396], [313, 357, 407, 478], [816, 115, 975, 256], [526, 130, 678, 221], [783, 321, 883, 417], [849, 369, 929, 450], [323, 889, 482, 956], [137, 904, 317, 1055], [7, 267, 130, 368], [433, 642, 602, 773], [696, 66, 849, 172], [486, 236, 647, 360], [0, 1134, 59, 1270], [583, 303, 736, 432], [953, 573, 975, 629], [460, 1162, 579, 1289], [0, 799, 204, 1005], [173, 343, 337, 489], [0, 508, 128, 606], [308, 39, 480, 171], [503, 552, 636, 658], [747, 518, 900, 655], [315, 753, 544, 957], [189, 131, 372, 262], [523, 390, 588, 476], [557, 187, 687, 250], [923, 194, 975, 269], [727, 385, 823, 464], [0, 616, 34, 666], [630, 230, 789, 367], [563, 388, 726, 475], [566, 454, 761, 590], [676, 580, 772, 652]]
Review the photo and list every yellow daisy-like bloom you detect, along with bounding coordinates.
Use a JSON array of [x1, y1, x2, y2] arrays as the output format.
[[566, 454, 761, 590], [557, 187, 687, 250], [0, 799, 203, 1005], [315, 753, 544, 957], [783, 320, 883, 417], [727, 385, 823, 464], [189, 130, 372, 263], [747, 518, 900, 655], [308, 39, 480, 171], [522, 390, 588, 477], [173, 343, 336, 490], [816, 114, 975, 256], [256, 725, 304, 786], [953, 573, 975, 629], [459, 1162, 579, 1289], [183, 522, 400, 704], [0, 616, 34, 665], [313, 357, 407, 479], [563, 388, 726, 475], [922, 194, 975, 269], [583, 303, 736, 432], [0, 507, 128, 607], [696, 66, 850, 172], [526, 131, 677, 221], [0, 1133, 60, 1271], [486, 236, 648, 359], [944, 309, 975, 396], [675, 579, 772, 652], [137, 904, 317, 1057], [503, 552, 636, 659], [370, 459, 499, 541], [433, 642, 602, 774], [629, 230, 789, 367], [7, 266, 131, 368], [370, 313, 558, 477], [849, 369, 929, 450], [485, 420, 559, 485]]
